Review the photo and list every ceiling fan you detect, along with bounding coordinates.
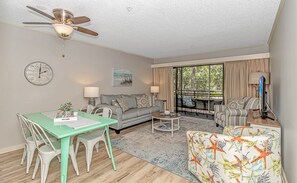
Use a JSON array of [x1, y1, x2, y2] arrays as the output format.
[[23, 6, 98, 39]]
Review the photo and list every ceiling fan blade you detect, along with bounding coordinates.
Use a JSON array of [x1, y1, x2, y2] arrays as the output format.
[[26, 6, 55, 20], [70, 16, 90, 24], [73, 26, 98, 36], [23, 22, 52, 25]]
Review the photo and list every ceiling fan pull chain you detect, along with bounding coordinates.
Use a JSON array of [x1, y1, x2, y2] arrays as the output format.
[[61, 39, 66, 58]]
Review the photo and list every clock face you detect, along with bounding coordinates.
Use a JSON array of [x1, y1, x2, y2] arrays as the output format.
[[24, 62, 54, 86]]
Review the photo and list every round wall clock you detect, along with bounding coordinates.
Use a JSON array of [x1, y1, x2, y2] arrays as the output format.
[[24, 61, 54, 86]]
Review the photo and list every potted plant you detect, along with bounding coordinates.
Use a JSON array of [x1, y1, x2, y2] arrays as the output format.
[[58, 102, 73, 117]]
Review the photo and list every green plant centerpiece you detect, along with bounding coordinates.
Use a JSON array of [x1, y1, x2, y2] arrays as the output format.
[[58, 102, 73, 117]]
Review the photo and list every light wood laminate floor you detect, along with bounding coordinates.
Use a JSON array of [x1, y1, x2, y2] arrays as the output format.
[[0, 122, 190, 183]]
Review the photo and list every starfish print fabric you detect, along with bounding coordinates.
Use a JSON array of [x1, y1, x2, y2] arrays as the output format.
[[187, 126, 282, 182]]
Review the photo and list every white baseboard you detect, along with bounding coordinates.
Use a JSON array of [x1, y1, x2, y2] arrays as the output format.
[[0, 144, 24, 154], [282, 166, 288, 183]]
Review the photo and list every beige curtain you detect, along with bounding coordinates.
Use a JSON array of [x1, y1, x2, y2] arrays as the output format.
[[224, 58, 271, 103], [153, 67, 174, 112]]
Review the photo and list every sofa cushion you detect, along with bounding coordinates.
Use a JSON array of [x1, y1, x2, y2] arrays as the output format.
[[134, 94, 152, 106], [122, 109, 138, 120], [122, 95, 137, 109], [111, 99, 120, 107], [101, 95, 121, 105], [117, 97, 130, 112], [245, 97, 259, 109], [150, 106, 160, 113], [227, 99, 244, 109], [131, 93, 146, 97], [136, 95, 150, 108], [220, 113, 226, 121], [137, 107, 151, 116], [216, 111, 225, 120]]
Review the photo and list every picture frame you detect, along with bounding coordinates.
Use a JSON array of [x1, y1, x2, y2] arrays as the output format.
[[112, 68, 132, 87]]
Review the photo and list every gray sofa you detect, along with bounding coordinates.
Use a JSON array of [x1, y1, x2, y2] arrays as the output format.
[[98, 94, 162, 134]]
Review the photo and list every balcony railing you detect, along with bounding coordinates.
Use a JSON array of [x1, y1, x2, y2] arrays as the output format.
[[174, 89, 223, 115]]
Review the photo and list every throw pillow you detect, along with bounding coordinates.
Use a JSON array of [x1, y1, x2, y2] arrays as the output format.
[[116, 97, 129, 112], [136, 95, 150, 108], [147, 95, 152, 107], [227, 99, 244, 109], [111, 99, 120, 107]]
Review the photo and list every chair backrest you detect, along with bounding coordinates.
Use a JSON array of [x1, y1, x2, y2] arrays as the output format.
[[24, 117, 57, 152], [94, 107, 112, 118], [182, 96, 194, 106], [195, 100, 204, 109], [80, 105, 95, 114], [244, 97, 259, 109], [16, 113, 31, 141]]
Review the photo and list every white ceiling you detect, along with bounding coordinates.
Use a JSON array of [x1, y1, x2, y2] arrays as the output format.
[[0, 0, 281, 59]]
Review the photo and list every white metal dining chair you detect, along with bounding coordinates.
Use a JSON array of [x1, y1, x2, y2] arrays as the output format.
[[17, 113, 48, 174], [24, 117, 79, 183], [75, 107, 112, 172], [17, 114, 60, 175], [79, 105, 95, 114]]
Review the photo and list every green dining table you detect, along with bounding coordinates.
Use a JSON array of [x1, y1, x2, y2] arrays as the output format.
[[24, 111, 118, 183]]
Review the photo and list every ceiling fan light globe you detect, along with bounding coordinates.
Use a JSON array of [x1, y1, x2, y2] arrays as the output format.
[[53, 24, 73, 38]]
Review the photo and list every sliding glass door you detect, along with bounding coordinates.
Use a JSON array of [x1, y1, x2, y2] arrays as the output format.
[[174, 64, 223, 115]]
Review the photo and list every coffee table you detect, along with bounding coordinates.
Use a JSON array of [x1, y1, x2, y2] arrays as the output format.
[[152, 112, 181, 137]]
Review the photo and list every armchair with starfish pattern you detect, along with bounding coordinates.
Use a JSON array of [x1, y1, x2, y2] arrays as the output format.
[[187, 126, 282, 183]]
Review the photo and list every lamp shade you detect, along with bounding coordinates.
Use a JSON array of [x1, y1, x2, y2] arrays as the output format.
[[53, 24, 73, 38], [84, 87, 99, 98], [150, 86, 159, 93], [249, 72, 270, 85]]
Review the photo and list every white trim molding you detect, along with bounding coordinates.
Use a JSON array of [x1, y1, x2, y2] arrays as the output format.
[[151, 53, 270, 68], [0, 144, 24, 155], [282, 166, 288, 183]]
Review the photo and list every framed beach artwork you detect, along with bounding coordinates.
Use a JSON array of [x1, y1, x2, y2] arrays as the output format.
[[112, 68, 132, 87]]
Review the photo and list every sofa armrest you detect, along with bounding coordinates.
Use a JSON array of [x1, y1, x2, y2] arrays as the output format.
[[214, 105, 226, 112], [226, 109, 248, 117]]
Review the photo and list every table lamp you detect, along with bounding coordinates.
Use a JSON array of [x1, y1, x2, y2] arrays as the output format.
[[150, 86, 159, 106], [84, 87, 99, 106]]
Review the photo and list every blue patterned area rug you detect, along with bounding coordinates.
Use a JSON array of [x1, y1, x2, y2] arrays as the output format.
[[111, 116, 223, 182]]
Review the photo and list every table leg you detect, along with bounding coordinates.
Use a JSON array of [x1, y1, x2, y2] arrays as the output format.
[[60, 136, 70, 183], [152, 117, 154, 133], [105, 126, 116, 171], [178, 118, 180, 130], [171, 119, 173, 137]]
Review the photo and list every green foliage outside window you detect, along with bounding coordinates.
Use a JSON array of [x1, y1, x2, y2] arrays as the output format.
[[174, 64, 223, 99]]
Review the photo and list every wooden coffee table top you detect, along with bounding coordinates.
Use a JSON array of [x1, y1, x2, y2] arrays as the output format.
[[152, 112, 181, 120]]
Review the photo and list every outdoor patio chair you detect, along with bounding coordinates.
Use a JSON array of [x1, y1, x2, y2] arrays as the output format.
[[182, 96, 196, 114]]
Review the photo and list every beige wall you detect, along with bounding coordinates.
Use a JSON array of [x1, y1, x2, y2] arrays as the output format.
[[0, 23, 153, 149], [269, 0, 297, 181]]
